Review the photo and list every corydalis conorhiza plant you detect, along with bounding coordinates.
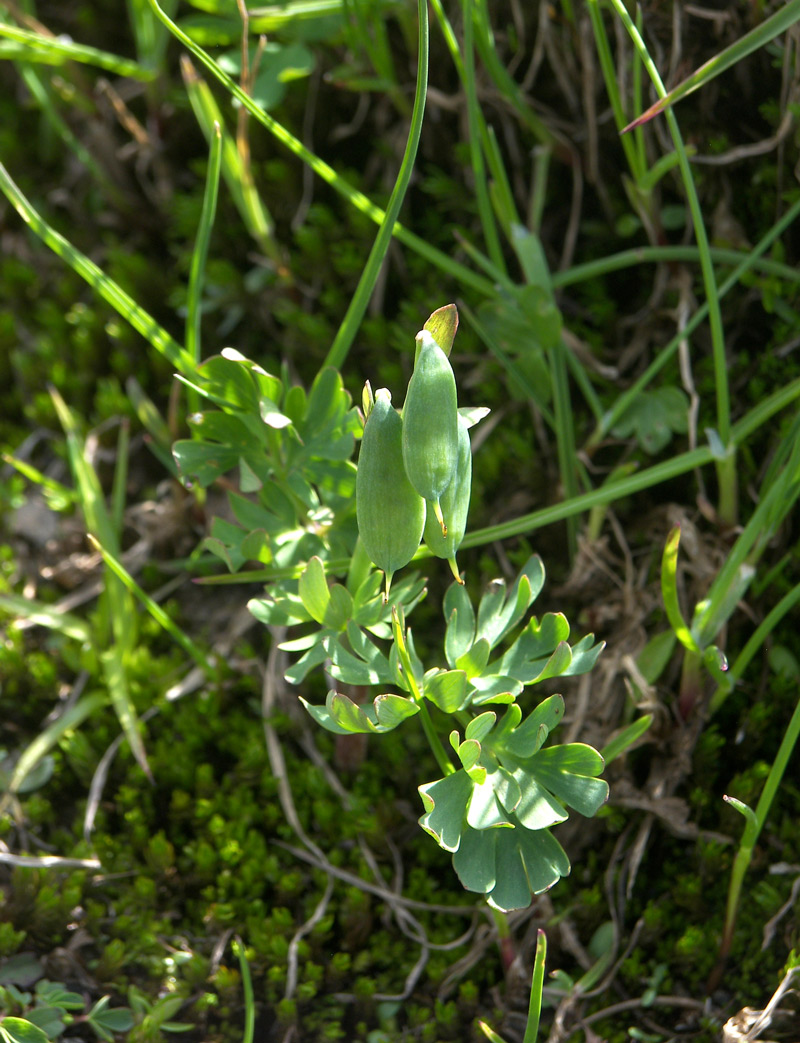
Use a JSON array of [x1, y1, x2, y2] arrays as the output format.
[[250, 309, 609, 911]]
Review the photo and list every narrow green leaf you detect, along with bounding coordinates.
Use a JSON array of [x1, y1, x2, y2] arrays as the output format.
[[661, 526, 701, 653], [0, 164, 195, 375], [623, 0, 800, 130], [100, 646, 151, 780], [0, 594, 91, 643]]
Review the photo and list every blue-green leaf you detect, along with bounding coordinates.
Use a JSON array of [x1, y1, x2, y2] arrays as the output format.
[[424, 669, 468, 712], [418, 770, 473, 852]]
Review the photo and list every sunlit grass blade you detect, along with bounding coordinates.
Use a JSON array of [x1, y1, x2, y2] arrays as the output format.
[[146, 0, 495, 297], [185, 117, 222, 378], [181, 56, 279, 262], [600, 715, 653, 766], [462, 0, 504, 273], [711, 580, 800, 715], [608, 0, 732, 522], [0, 22, 156, 78], [87, 534, 218, 676], [0, 593, 92, 644], [660, 526, 700, 654], [322, 0, 429, 370], [523, 929, 546, 1043], [2, 693, 105, 801], [0, 162, 196, 376], [126, 0, 178, 71], [716, 695, 800, 973], [623, 0, 800, 131], [101, 645, 151, 781], [2, 452, 77, 506], [232, 938, 255, 1043]]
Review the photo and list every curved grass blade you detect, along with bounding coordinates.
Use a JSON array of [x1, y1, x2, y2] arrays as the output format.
[[322, 0, 429, 369], [0, 22, 156, 78], [186, 118, 222, 374], [0, 162, 196, 376], [3, 693, 105, 800], [146, 0, 495, 297], [623, 0, 800, 131]]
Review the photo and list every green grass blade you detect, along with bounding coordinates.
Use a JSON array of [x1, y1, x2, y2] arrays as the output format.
[[660, 526, 700, 653], [600, 715, 653, 766], [711, 581, 800, 714], [186, 118, 222, 374], [523, 929, 547, 1043], [624, 0, 800, 130], [15, 63, 110, 187], [0, 22, 156, 78], [232, 938, 255, 1043], [0, 593, 92, 644], [181, 56, 278, 259], [322, 0, 429, 370], [87, 534, 217, 676], [0, 163, 196, 376], [720, 694, 800, 960], [1, 452, 77, 505], [100, 645, 151, 780], [608, 0, 730, 520], [111, 420, 131, 540], [146, 0, 495, 297], [586, 196, 800, 445], [4, 693, 106, 798], [50, 387, 119, 553], [126, 0, 178, 71], [462, 0, 504, 273]]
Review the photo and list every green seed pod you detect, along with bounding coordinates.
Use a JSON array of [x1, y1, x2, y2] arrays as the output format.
[[357, 387, 426, 596], [402, 330, 459, 533], [423, 413, 471, 583]]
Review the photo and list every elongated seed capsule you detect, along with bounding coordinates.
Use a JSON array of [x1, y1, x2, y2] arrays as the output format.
[[357, 388, 426, 597], [423, 413, 471, 583], [402, 330, 459, 534]]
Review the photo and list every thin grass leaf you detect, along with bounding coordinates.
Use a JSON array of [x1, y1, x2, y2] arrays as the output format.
[[462, 0, 504, 274], [100, 645, 151, 781], [0, 22, 156, 78], [232, 938, 255, 1043], [523, 929, 547, 1043], [0, 593, 91, 644], [623, 0, 800, 131], [585, 197, 800, 444], [126, 0, 178, 71], [87, 534, 217, 675], [111, 420, 130, 540], [186, 118, 222, 376], [49, 387, 119, 553], [15, 63, 110, 187], [712, 581, 800, 714], [322, 0, 429, 370], [4, 693, 105, 798], [660, 526, 700, 653], [181, 57, 278, 258], [607, 0, 731, 525], [146, 0, 496, 297], [0, 163, 196, 376], [1, 452, 77, 505]]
